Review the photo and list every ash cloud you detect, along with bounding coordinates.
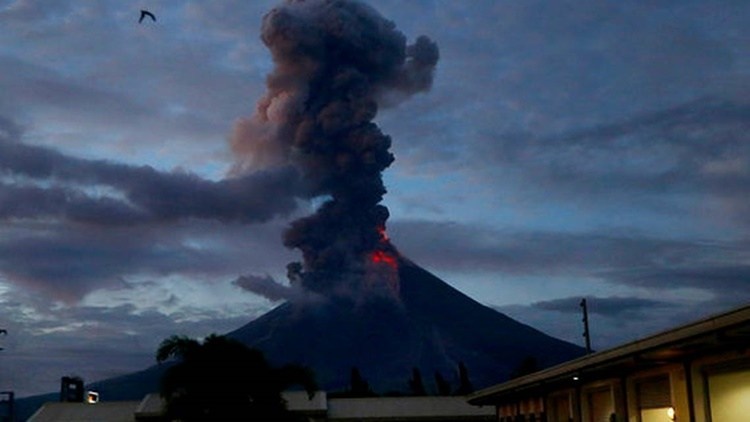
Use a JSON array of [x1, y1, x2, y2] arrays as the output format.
[[232, 274, 299, 302], [231, 0, 438, 296]]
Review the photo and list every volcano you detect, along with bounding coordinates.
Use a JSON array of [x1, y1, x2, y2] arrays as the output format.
[[76, 257, 585, 400], [227, 257, 585, 392]]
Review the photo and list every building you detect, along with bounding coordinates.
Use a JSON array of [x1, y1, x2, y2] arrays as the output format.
[[29, 391, 494, 421], [468, 304, 750, 422]]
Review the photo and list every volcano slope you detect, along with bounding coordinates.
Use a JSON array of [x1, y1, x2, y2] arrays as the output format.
[[67, 258, 584, 401], [226, 257, 585, 393]]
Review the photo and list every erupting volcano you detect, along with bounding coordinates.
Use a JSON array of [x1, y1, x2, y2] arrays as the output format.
[[50, 0, 585, 402]]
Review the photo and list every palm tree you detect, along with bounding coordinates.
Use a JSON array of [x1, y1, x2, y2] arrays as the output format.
[[156, 334, 316, 422]]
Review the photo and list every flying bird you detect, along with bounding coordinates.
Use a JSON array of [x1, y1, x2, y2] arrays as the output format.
[[139, 9, 156, 24]]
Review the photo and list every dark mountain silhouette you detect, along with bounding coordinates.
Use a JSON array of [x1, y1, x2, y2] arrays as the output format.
[[226, 257, 584, 392], [16, 258, 584, 418]]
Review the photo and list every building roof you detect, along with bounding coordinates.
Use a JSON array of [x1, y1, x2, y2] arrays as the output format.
[[328, 396, 494, 421], [468, 303, 750, 406], [28, 401, 140, 422], [29, 392, 494, 421]]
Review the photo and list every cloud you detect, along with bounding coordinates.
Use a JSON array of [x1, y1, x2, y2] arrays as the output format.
[[0, 135, 302, 226], [232, 274, 300, 302], [0, 218, 299, 302], [605, 264, 750, 302], [0, 298, 269, 396], [530, 296, 675, 317], [477, 98, 750, 192], [467, 98, 750, 232], [497, 299, 693, 351], [390, 219, 750, 303]]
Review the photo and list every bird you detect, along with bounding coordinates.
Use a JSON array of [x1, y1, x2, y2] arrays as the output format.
[[139, 9, 156, 24]]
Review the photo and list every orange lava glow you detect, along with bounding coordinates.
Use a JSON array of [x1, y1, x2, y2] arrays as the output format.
[[376, 225, 389, 242], [371, 250, 398, 269]]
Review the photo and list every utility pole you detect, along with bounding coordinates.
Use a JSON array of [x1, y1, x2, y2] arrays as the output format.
[[580, 298, 592, 354], [0, 330, 12, 422]]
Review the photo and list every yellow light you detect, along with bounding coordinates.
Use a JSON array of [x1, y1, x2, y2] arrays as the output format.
[[666, 407, 676, 420], [86, 391, 99, 404]]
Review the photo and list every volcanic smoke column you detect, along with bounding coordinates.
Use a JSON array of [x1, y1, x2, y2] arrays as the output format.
[[231, 0, 438, 297]]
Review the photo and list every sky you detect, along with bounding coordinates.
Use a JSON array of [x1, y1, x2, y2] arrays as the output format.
[[1, 0, 749, 397]]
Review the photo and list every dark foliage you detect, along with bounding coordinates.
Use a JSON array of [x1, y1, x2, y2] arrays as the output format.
[[434, 371, 451, 396], [156, 334, 316, 422], [408, 367, 427, 396], [454, 361, 474, 395], [510, 356, 539, 380]]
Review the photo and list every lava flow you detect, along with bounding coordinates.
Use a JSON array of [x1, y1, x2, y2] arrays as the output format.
[[371, 225, 398, 270], [364, 225, 400, 297]]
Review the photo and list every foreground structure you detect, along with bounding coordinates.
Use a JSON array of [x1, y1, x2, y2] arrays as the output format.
[[29, 392, 494, 422], [468, 304, 750, 422]]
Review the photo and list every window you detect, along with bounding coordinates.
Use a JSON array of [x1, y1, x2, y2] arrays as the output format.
[[549, 392, 574, 422], [636, 375, 672, 422], [587, 387, 614, 422], [706, 367, 750, 422]]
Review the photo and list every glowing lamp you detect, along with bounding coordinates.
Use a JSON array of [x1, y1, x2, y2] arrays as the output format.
[[667, 407, 676, 421], [86, 391, 99, 404]]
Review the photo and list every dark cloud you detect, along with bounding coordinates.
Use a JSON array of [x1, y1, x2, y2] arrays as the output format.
[[479, 98, 750, 194], [0, 219, 298, 302], [468, 99, 750, 232], [0, 300, 269, 396], [0, 136, 302, 226], [390, 219, 750, 303], [531, 296, 675, 317], [606, 265, 750, 300], [390, 220, 698, 274], [232, 274, 297, 302], [496, 299, 712, 351]]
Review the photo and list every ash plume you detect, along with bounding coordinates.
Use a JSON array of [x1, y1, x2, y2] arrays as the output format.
[[231, 0, 439, 297], [233, 274, 300, 302]]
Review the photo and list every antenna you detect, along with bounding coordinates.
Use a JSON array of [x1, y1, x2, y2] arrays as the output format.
[[580, 298, 592, 353]]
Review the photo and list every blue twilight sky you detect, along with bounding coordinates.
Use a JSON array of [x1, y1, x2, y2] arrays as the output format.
[[1, 0, 749, 396]]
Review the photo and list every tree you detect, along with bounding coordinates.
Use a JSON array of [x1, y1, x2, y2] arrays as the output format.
[[454, 361, 474, 395], [348, 366, 376, 397], [510, 355, 539, 379], [434, 371, 451, 396], [408, 367, 427, 396], [156, 334, 316, 422]]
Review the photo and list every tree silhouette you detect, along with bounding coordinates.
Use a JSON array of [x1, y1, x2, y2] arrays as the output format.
[[454, 361, 474, 395], [156, 334, 316, 422], [434, 371, 451, 396], [408, 367, 427, 396], [510, 355, 539, 379], [347, 366, 376, 397]]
